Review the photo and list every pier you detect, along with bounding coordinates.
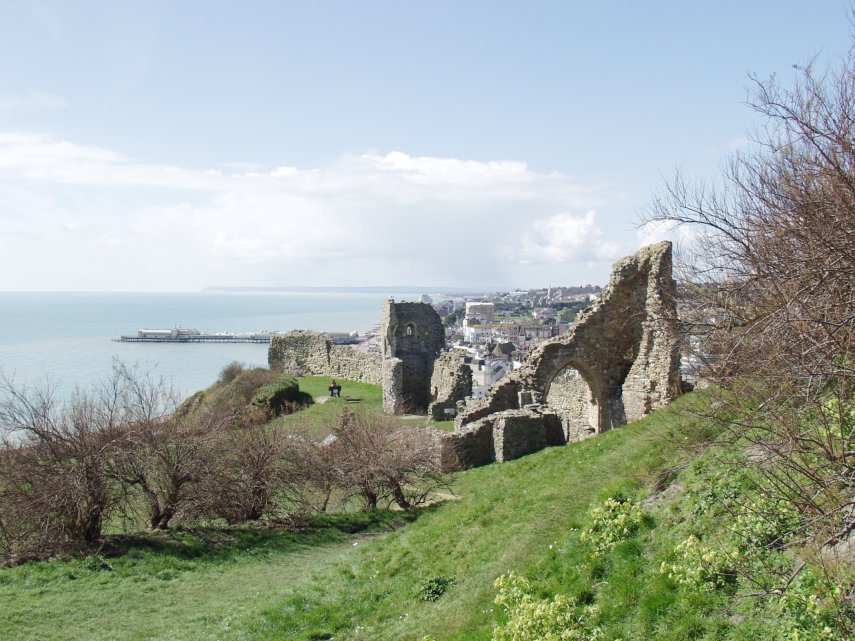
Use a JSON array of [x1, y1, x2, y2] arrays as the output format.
[[114, 328, 362, 345], [115, 334, 272, 344], [114, 327, 272, 344]]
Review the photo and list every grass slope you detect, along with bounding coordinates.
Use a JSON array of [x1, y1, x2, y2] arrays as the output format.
[[278, 377, 438, 437], [0, 513, 413, 641], [1, 391, 723, 640]]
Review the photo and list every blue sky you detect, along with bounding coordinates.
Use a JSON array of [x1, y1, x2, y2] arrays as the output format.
[[0, 1, 851, 291]]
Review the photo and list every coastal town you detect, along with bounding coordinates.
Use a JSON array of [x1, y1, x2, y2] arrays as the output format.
[[356, 284, 603, 401]]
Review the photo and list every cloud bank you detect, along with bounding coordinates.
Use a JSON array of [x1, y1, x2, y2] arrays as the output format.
[[0, 133, 633, 291]]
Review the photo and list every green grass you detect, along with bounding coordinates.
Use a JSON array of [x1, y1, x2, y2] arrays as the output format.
[[0, 512, 413, 641], [1, 391, 728, 640], [276, 376, 438, 438], [6, 389, 828, 640]]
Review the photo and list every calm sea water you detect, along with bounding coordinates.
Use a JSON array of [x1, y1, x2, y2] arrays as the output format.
[[0, 291, 411, 400]]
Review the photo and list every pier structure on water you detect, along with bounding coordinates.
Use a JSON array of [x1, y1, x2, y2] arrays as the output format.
[[115, 327, 272, 344], [114, 327, 364, 345]]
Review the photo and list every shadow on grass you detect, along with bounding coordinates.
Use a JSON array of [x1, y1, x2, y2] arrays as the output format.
[[99, 509, 420, 564]]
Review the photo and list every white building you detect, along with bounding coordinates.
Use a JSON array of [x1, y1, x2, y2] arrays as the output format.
[[465, 302, 495, 323]]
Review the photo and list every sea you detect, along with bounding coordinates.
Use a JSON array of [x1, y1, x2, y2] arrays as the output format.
[[0, 290, 421, 401]]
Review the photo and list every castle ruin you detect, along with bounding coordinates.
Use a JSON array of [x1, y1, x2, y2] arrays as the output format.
[[268, 241, 681, 471], [440, 241, 681, 469]]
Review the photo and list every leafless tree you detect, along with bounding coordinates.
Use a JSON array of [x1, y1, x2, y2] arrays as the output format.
[[641, 42, 855, 625], [287, 432, 341, 513], [0, 364, 177, 560], [329, 409, 449, 511], [109, 410, 226, 530], [194, 412, 296, 524]]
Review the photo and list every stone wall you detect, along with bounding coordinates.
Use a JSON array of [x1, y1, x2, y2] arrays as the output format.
[[436, 405, 565, 471], [381, 357, 404, 414], [455, 241, 681, 439], [545, 372, 598, 442], [403, 243, 680, 471], [329, 344, 381, 384], [438, 419, 495, 471], [268, 330, 381, 384], [381, 301, 446, 414], [427, 351, 473, 420]]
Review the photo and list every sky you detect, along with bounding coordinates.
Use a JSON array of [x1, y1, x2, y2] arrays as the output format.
[[0, 1, 852, 292]]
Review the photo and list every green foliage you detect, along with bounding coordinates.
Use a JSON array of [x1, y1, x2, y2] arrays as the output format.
[[778, 573, 846, 641], [555, 301, 588, 324], [251, 374, 313, 416], [579, 497, 644, 554], [417, 575, 455, 602], [659, 535, 736, 591], [179, 367, 282, 416], [492, 572, 602, 641]]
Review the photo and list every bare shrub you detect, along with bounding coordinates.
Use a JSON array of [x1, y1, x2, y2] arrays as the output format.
[[329, 409, 449, 511], [641, 42, 854, 625], [218, 360, 245, 385], [110, 410, 225, 530], [0, 364, 178, 561], [189, 407, 298, 524], [287, 432, 341, 513]]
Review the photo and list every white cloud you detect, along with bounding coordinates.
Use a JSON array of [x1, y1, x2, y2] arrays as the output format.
[[0, 134, 632, 290], [514, 211, 623, 264]]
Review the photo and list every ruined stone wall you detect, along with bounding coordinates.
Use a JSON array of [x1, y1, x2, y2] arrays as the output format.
[[492, 409, 565, 462], [431, 243, 682, 471], [381, 301, 445, 414], [268, 330, 381, 384], [427, 351, 473, 420], [268, 331, 330, 375], [329, 345, 382, 384], [545, 374, 598, 441], [455, 241, 681, 439], [381, 357, 404, 414], [438, 419, 495, 471], [436, 406, 565, 471], [618, 250, 681, 421]]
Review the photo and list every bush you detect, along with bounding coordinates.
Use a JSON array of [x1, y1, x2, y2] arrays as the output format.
[[418, 575, 455, 602], [252, 375, 313, 417], [329, 409, 450, 511], [110, 412, 223, 530], [492, 572, 602, 641], [580, 497, 644, 555], [195, 423, 295, 524], [0, 364, 179, 560], [218, 361, 245, 385]]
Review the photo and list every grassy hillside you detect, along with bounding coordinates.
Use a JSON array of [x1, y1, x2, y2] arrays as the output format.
[[283, 376, 438, 436], [1, 390, 843, 640]]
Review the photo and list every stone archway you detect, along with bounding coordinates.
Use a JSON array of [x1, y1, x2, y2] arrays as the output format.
[[455, 241, 682, 434], [544, 362, 600, 441]]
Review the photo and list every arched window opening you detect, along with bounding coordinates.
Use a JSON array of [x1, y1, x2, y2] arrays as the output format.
[[545, 364, 598, 441]]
